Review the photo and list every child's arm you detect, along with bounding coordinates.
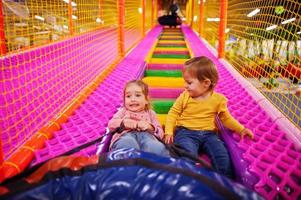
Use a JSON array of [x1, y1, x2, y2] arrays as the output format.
[[218, 98, 254, 139], [164, 135, 174, 144], [164, 92, 186, 143], [109, 109, 138, 130], [148, 110, 164, 139], [241, 128, 254, 139], [108, 108, 126, 130]]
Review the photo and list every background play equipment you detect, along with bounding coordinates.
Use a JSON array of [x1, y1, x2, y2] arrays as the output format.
[[158, 15, 182, 27]]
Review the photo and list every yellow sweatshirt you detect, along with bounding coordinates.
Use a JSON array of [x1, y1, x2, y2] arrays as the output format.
[[165, 91, 244, 136]]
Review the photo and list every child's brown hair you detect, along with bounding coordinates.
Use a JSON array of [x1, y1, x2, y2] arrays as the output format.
[[183, 56, 219, 90], [123, 80, 151, 110]]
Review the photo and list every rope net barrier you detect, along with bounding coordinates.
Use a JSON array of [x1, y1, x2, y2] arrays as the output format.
[[190, 0, 300, 130], [0, 0, 154, 163]]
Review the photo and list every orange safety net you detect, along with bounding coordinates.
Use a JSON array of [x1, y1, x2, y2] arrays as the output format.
[[191, 0, 301, 130], [0, 0, 119, 162], [0, 0, 156, 167], [124, 0, 143, 52]]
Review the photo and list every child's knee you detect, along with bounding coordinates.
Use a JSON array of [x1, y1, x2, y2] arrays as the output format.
[[112, 137, 139, 150], [144, 140, 162, 150], [211, 154, 234, 179], [144, 141, 169, 156]]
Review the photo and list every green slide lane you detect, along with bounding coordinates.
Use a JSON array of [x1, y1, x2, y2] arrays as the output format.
[[145, 70, 182, 77], [152, 100, 175, 114], [152, 54, 190, 59]]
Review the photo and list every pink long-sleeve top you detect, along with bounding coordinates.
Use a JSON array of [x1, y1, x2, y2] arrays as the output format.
[[108, 107, 164, 147]]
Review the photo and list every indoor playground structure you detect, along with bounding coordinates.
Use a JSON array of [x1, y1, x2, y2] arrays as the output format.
[[0, 0, 301, 199]]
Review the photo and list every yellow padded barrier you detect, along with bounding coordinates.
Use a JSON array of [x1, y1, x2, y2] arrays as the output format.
[[150, 58, 188, 64], [154, 47, 188, 51], [143, 77, 184, 88]]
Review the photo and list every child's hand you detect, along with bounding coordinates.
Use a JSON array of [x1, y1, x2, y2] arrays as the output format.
[[123, 119, 137, 130], [137, 121, 153, 132], [241, 128, 254, 140], [164, 134, 173, 144]]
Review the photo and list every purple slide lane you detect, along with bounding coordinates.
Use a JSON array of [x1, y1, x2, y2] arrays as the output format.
[[182, 25, 301, 200]]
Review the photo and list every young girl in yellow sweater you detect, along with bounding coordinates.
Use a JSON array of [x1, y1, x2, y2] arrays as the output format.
[[164, 56, 253, 178]]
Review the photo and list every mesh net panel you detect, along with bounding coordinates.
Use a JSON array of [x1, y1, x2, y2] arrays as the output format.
[[0, 0, 121, 160], [124, 0, 143, 52], [226, 0, 300, 129], [193, 0, 301, 130], [202, 0, 220, 49], [145, 0, 153, 32], [191, 0, 199, 31]]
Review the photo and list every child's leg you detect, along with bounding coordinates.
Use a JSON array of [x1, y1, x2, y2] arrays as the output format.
[[202, 133, 234, 179], [111, 132, 140, 150], [174, 127, 200, 157], [138, 132, 170, 156]]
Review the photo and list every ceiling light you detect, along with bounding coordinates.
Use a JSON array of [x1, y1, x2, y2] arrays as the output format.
[[138, 7, 142, 14], [193, 16, 198, 22], [35, 15, 45, 21], [33, 25, 41, 29], [247, 8, 260, 17], [14, 22, 27, 27], [281, 18, 296, 25], [96, 18, 104, 24], [96, 18, 101, 23], [63, 0, 77, 7], [266, 25, 277, 31], [207, 18, 220, 22]]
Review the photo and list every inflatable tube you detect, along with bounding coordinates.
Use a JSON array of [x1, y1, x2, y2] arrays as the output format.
[[1, 149, 263, 200]]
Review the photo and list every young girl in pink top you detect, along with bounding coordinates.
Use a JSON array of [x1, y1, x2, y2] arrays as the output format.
[[108, 80, 169, 156]]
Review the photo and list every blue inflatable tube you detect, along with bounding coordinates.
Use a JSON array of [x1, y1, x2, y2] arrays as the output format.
[[1, 149, 263, 200]]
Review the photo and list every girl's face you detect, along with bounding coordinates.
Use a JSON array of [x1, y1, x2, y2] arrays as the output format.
[[124, 83, 148, 112], [183, 71, 211, 98]]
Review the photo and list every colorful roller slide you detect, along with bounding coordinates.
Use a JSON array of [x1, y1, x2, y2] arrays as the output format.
[[143, 28, 187, 127], [1, 26, 300, 200]]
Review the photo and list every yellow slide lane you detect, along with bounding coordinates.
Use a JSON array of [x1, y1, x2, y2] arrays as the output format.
[[143, 77, 184, 88]]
